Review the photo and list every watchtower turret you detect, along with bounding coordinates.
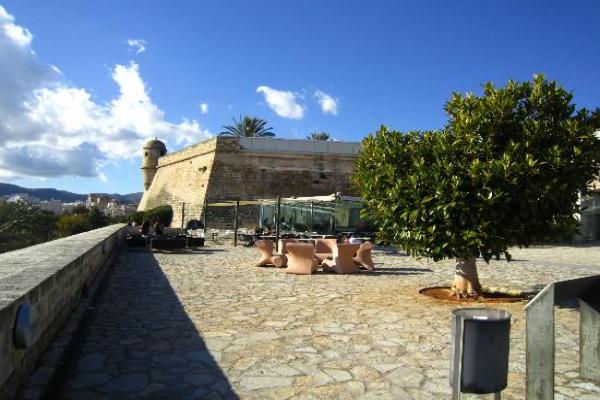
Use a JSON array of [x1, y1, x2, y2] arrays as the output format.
[[141, 138, 167, 191]]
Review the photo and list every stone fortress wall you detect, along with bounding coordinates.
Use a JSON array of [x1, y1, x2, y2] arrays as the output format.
[[138, 138, 217, 228], [138, 137, 361, 228]]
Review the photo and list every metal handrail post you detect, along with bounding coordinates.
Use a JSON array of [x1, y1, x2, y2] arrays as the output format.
[[525, 284, 555, 399], [233, 198, 239, 247], [275, 194, 281, 251]]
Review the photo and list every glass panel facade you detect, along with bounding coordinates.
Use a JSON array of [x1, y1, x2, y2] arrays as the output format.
[[580, 194, 600, 240], [259, 199, 363, 234]]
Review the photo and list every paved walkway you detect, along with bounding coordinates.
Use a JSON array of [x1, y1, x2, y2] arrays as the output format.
[[35, 245, 600, 398]]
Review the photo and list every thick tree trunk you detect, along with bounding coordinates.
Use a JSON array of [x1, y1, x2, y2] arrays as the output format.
[[452, 257, 482, 298]]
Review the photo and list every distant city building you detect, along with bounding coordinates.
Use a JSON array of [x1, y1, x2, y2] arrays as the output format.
[[105, 200, 136, 218], [4, 194, 66, 215], [38, 200, 63, 215], [86, 194, 111, 212], [0, 190, 139, 218], [6, 193, 36, 203], [62, 201, 86, 213], [84, 195, 137, 218]]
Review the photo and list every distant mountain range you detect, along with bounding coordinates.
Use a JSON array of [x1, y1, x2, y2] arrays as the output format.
[[0, 183, 143, 204]]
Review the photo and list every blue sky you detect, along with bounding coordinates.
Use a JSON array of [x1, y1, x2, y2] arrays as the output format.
[[0, 1, 599, 194]]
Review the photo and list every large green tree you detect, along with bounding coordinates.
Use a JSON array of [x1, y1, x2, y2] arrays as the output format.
[[219, 116, 275, 137], [355, 75, 600, 297]]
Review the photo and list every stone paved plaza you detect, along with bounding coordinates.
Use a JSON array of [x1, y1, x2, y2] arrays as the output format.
[[34, 244, 600, 399]]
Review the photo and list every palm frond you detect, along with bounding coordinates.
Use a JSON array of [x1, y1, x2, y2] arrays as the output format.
[[307, 131, 331, 141], [220, 115, 275, 137]]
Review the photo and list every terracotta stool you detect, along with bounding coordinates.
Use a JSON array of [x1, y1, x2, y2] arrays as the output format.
[[254, 240, 287, 268], [314, 238, 337, 262], [278, 238, 299, 254], [285, 243, 319, 275], [322, 243, 361, 274], [353, 242, 374, 271]]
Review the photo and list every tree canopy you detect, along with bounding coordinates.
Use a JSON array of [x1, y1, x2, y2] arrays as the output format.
[[219, 116, 275, 137], [0, 201, 58, 253], [355, 75, 600, 263], [57, 206, 109, 237]]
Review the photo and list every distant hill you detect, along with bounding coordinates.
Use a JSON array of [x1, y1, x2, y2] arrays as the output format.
[[0, 183, 142, 204], [119, 192, 143, 203]]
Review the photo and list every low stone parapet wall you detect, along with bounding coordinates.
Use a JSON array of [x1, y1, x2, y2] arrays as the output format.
[[0, 224, 126, 398]]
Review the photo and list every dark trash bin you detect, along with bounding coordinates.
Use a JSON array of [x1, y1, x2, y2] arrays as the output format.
[[450, 308, 511, 395]]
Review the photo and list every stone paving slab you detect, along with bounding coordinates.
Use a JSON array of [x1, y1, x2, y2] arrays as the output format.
[[54, 245, 600, 399]]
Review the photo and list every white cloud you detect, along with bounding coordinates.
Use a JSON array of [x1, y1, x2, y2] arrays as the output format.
[[200, 102, 208, 114], [127, 38, 146, 54], [0, 6, 211, 180], [256, 85, 305, 119], [314, 90, 339, 115], [0, 6, 32, 48], [0, 142, 105, 178]]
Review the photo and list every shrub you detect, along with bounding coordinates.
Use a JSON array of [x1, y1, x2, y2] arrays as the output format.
[[135, 205, 173, 226], [57, 214, 93, 237], [127, 211, 145, 225]]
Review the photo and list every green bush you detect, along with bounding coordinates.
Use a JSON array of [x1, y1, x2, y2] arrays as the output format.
[[127, 211, 145, 225], [57, 214, 93, 237], [131, 205, 173, 226]]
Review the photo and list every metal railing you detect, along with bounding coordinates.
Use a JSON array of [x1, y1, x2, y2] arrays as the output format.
[[525, 275, 600, 399]]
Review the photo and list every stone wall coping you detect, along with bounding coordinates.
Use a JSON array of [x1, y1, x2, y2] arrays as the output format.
[[238, 136, 361, 155], [156, 136, 361, 168], [157, 137, 218, 167], [0, 224, 125, 303], [237, 150, 358, 162]]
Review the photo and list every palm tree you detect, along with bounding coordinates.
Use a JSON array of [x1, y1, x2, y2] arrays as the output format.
[[219, 116, 275, 137], [307, 131, 331, 141]]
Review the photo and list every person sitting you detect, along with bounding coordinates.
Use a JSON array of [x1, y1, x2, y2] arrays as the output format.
[[140, 220, 150, 235], [153, 221, 163, 235]]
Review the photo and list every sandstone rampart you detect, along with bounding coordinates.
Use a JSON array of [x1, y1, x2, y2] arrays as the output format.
[[138, 137, 360, 228]]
